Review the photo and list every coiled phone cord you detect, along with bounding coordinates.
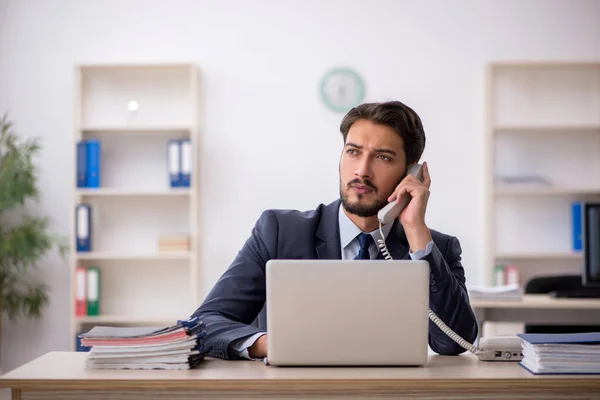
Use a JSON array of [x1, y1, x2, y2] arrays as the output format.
[[377, 222, 479, 355]]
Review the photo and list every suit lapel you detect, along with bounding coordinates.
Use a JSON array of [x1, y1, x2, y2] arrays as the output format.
[[376, 220, 411, 260], [315, 199, 342, 260]]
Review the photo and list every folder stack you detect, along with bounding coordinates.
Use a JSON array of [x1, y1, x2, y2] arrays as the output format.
[[518, 332, 600, 375], [79, 317, 208, 370]]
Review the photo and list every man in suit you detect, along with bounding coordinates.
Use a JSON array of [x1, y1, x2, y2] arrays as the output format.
[[191, 100, 478, 360]]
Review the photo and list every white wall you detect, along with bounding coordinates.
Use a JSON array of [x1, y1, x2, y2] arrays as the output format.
[[1, 0, 599, 372]]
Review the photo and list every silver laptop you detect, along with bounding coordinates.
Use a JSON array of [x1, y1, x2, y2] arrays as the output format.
[[265, 259, 430, 366]]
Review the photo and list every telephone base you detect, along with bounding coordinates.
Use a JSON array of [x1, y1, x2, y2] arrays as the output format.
[[476, 335, 523, 362], [477, 349, 523, 362]]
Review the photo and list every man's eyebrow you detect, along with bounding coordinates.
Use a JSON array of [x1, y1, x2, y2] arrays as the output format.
[[345, 142, 362, 149], [373, 148, 396, 156], [345, 143, 396, 156]]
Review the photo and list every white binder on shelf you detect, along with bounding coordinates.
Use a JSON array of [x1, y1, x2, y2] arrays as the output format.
[[76, 204, 91, 252], [75, 266, 87, 317], [167, 140, 181, 187], [180, 139, 191, 187]]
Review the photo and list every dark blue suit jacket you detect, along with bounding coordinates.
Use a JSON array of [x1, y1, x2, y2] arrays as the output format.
[[190, 199, 478, 359]]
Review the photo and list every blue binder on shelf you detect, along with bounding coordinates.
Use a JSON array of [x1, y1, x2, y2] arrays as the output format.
[[76, 204, 91, 252], [572, 202, 583, 251], [167, 139, 181, 187], [180, 139, 191, 187], [86, 139, 101, 188], [76, 141, 87, 187]]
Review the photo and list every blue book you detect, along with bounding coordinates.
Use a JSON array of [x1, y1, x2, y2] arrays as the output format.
[[572, 202, 583, 251], [86, 139, 101, 188], [75, 204, 91, 252], [518, 332, 600, 345], [167, 140, 181, 187], [76, 141, 87, 187], [180, 139, 191, 187]]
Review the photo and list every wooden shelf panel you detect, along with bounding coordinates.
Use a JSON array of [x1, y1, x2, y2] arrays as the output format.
[[495, 186, 600, 195], [75, 315, 181, 324], [76, 188, 191, 197], [80, 126, 191, 134], [75, 252, 191, 261], [494, 125, 600, 133], [495, 252, 583, 260]]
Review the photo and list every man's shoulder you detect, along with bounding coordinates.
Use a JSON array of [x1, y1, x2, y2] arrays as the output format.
[[258, 201, 332, 225]]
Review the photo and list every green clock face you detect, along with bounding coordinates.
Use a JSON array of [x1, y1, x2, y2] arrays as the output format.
[[319, 67, 365, 113]]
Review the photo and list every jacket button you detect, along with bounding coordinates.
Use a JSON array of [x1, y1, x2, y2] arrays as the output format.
[[431, 280, 436, 286], [431, 286, 438, 293]]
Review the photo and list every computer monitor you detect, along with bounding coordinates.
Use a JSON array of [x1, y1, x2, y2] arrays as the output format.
[[583, 202, 600, 288]]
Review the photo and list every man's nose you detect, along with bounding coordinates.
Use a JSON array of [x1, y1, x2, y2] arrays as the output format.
[[355, 158, 373, 178]]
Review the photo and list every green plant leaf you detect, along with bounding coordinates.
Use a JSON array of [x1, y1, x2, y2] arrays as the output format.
[[0, 114, 66, 321]]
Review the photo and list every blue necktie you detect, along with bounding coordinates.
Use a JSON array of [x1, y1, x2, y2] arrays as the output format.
[[355, 233, 374, 260]]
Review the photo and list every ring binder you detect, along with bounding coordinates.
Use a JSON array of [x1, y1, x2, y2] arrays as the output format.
[[167, 140, 181, 187], [75, 204, 92, 252]]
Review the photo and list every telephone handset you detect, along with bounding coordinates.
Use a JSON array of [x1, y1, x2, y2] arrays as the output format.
[[377, 163, 423, 225], [374, 163, 522, 361]]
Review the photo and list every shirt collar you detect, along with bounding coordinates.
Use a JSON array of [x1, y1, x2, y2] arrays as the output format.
[[338, 203, 394, 249]]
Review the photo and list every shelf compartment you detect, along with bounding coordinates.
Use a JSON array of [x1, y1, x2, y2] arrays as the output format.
[[79, 65, 194, 128]]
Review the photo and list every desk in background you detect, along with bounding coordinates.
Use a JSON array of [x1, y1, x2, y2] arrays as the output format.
[[471, 294, 600, 335], [2, 351, 600, 400]]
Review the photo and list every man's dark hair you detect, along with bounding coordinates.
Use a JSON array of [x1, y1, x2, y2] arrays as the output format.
[[339, 101, 426, 166]]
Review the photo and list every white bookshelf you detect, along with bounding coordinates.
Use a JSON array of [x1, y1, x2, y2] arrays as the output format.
[[69, 63, 200, 350], [484, 62, 600, 287]]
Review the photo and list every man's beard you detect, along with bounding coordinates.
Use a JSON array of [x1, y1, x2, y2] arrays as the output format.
[[340, 178, 390, 218]]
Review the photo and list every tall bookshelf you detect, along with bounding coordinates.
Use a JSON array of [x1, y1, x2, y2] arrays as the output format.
[[484, 62, 600, 288], [69, 64, 200, 350]]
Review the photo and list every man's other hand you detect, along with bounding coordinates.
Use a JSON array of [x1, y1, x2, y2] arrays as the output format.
[[248, 334, 268, 358]]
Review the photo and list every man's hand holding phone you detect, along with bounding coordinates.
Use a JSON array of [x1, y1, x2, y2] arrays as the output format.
[[387, 161, 433, 252]]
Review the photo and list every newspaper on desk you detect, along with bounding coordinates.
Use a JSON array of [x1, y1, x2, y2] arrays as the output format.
[[78, 317, 209, 370], [468, 283, 522, 301]]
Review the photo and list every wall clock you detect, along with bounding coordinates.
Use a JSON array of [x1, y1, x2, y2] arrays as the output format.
[[319, 67, 365, 113]]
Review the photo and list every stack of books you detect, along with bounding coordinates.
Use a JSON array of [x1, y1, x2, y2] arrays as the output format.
[[78, 317, 208, 370], [468, 283, 522, 301], [158, 234, 190, 252], [518, 332, 600, 375]]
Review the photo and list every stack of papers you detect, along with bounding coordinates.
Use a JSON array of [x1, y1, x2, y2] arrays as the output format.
[[494, 175, 551, 186], [518, 332, 600, 375], [468, 283, 522, 301], [79, 317, 208, 370]]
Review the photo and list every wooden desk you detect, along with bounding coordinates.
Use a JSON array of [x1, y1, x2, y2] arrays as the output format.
[[1, 351, 599, 400], [471, 294, 600, 333]]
